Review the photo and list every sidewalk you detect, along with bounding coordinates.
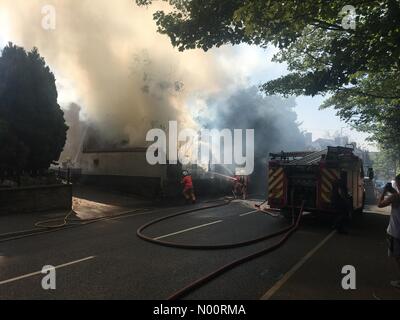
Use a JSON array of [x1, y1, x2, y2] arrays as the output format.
[[264, 210, 400, 300], [0, 185, 228, 239], [364, 204, 390, 215], [0, 185, 152, 238]]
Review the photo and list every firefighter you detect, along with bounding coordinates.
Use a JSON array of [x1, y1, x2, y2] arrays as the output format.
[[232, 175, 249, 200], [240, 175, 249, 200], [232, 175, 242, 199], [181, 170, 196, 204]]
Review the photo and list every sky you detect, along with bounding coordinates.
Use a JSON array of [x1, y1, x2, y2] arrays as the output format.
[[0, 2, 376, 151]]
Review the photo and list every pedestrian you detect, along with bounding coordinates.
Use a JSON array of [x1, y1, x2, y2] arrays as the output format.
[[378, 174, 400, 289], [331, 177, 351, 234], [368, 167, 374, 181], [181, 170, 196, 204]]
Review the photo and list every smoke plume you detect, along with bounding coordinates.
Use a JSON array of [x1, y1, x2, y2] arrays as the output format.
[[200, 86, 306, 192], [0, 0, 230, 145], [1, 0, 306, 191]]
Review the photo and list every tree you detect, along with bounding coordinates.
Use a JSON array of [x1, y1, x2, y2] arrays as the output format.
[[136, 0, 399, 96], [136, 0, 400, 160], [0, 119, 29, 171], [372, 148, 399, 180], [0, 43, 67, 172], [320, 72, 400, 154]]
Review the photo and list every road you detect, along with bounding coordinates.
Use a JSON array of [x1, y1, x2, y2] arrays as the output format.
[[0, 198, 399, 300]]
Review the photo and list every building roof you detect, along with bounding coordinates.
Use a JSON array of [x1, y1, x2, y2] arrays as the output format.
[[287, 149, 328, 165]]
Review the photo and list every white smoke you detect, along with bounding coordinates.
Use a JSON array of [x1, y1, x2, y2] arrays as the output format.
[[0, 0, 234, 145]]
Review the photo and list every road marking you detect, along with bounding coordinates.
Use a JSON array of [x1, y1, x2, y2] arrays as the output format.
[[239, 210, 258, 217], [153, 208, 259, 240], [0, 256, 95, 285], [260, 230, 336, 300], [153, 220, 223, 240]]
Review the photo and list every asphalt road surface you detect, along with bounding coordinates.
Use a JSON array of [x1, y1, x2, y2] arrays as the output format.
[[0, 199, 399, 300]]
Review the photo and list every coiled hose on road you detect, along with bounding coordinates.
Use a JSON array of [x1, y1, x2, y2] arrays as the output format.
[[1, 198, 232, 242], [168, 202, 304, 300], [137, 198, 293, 250], [34, 209, 148, 229], [136, 198, 305, 300], [34, 210, 77, 228], [0, 208, 147, 243]]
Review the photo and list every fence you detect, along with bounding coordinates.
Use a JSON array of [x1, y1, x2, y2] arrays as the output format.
[[0, 167, 81, 188]]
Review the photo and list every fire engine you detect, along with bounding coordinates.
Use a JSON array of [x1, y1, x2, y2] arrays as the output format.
[[268, 146, 365, 214]]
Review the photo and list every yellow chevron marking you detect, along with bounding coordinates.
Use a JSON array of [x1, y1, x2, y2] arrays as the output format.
[[269, 176, 284, 192], [321, 193, 331, 203], [276, 190, 283, 198], [328, 169, 339, 179], [321, 184, 331, 195], [270, 185, 284, 195], [321, 176, 333, 190], [270, 168, 283, 180], [323, 169, 336, 182]]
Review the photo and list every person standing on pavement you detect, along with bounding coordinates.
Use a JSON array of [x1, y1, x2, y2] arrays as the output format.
[[378, 174, 400, 289], [331, 176, 351, 234], [368, 167, 375, 181]]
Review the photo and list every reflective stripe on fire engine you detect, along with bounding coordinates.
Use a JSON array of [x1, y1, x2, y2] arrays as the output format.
[[320, 168, 339, 203], [268, 168, 284, 199]]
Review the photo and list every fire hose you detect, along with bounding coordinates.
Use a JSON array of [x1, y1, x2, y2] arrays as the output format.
[[136, 199, 305, 299], [34, 208, 147, 229], [137, 199, 296, 249], [34, 210, 76, 228], [0, 208, 147, 243]]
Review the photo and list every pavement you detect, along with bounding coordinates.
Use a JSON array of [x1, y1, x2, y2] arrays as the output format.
[[0, 185, 153, 237], [0, 187, 399, 300]]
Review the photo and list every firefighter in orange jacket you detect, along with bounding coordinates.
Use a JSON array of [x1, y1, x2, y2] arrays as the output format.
[[233, 175, 249, 200], [232, 175, 242, 199], [181, 170, 196, 204]]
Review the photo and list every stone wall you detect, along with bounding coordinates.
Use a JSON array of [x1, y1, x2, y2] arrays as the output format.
[[0, 184, 72, 214]]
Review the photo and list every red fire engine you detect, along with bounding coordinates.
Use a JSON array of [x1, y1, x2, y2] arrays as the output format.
[[268, 146, 365, 214]]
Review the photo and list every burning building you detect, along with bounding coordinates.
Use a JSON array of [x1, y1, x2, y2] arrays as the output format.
[[79, 146, 169, 197]]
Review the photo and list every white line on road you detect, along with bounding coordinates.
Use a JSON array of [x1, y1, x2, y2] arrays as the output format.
[[153, 220, 223, 240], [260, 230, 336, 300], [153, 208, 260, 240], [239, 210, 258, 217], [0, 256, 95, 286]]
